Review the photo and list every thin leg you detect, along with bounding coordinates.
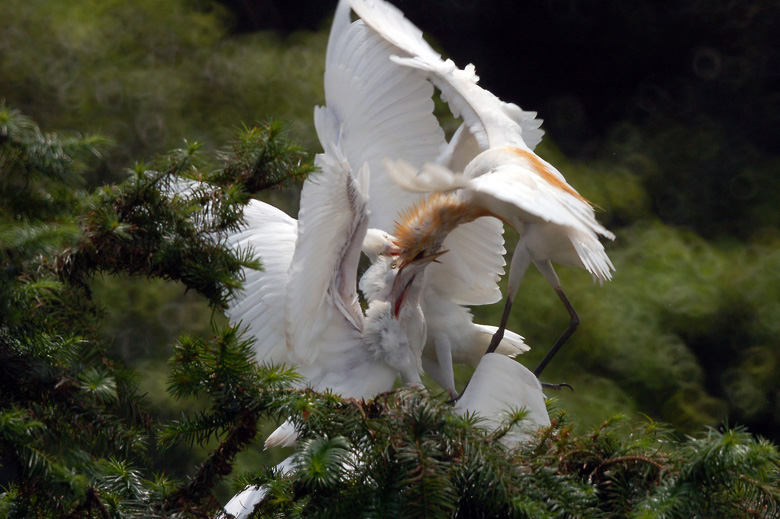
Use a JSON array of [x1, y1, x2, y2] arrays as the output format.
[[434, 336, 457, 399], [486, 242, 531, 356], [542, 381, 573, 391], [533, 287, 579, 377], [484, 297, 514, 355]]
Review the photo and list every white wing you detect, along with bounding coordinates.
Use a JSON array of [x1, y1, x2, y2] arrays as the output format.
[[455, 354, 550, 447], [466, 148, 614, 241], [349, 0, 544, 152], [225, 200, 297, 365], [426, 217, 506, 305], [316, 0, 445, 233], [284, 147, 370, 366], [322, 0, 507, 304]]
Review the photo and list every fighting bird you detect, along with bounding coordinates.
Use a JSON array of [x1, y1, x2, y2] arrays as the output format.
[[348, 0, 615, 376], [226, 145, 432, 405], [316, 0, 531, 396], [360, 228, 528, 398]]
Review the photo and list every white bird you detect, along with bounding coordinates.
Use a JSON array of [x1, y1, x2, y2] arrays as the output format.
[[346, 0, 615, 377], [388, 147, 614, 378], [226, 145, 433, 405], [316, 0, 531, 397], [454, 353, 550, 447], [360, 229, 528, 398]]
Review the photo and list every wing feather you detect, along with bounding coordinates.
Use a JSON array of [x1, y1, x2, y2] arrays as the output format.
[[350, 0, 545, 151], [321, 2, 507, 305], [317, 13, 446, 232], [426, 217, 506, 305], [285, 148, 369, 365], [225, 200, 297, 365]]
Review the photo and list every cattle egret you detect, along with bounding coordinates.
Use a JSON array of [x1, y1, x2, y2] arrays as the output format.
[[345, 0, 615, 376], [226, 145, 433, 403], [360, 230, 528, 398], [317, 0, 533, 395]]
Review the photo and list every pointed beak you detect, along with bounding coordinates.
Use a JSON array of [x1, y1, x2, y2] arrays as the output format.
[[408, 249, 448, 266], [384, 240, 401, 256], [389, 249, 448, 317]]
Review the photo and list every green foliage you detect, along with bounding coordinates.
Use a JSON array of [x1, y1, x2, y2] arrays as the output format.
[[0, 106, 311, 517], [0, 0, 327, 182], [226, 396, 780, 519]]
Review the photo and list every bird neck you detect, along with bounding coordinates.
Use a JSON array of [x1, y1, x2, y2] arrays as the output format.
[[394, 194, 489, 259]]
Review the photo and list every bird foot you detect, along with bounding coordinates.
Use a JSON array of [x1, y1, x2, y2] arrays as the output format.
[[541, 382, 573, 391], [447, 389, 465, 405]]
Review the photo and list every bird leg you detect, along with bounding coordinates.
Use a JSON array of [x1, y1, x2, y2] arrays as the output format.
[[541, 381, 573, 391], [533, 287, 579, 377], [484, 296, 514, 355], [433, 336, 457, 399]]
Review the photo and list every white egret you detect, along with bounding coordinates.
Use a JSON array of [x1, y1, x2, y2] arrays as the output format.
[[317, 0, 532, 396], [226, 145, 434, 404], [347, 0, 615, 376], [360, 229, 528, 398]]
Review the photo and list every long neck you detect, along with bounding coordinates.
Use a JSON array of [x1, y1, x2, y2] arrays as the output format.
[[395, 193, 489, 257], [358, 255, 395, 303]]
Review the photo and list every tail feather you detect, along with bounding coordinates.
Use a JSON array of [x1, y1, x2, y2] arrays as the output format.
[[265, 419, 298, 449], [473, 323, 529, 362]]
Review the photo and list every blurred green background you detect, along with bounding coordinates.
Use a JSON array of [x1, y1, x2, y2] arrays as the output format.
[[2, 0, 778, 478]]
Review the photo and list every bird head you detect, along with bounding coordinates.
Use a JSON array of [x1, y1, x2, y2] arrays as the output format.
[[362, 228, 400, 262], [393, 193, 484, 270], [388, 249, 447, 318]]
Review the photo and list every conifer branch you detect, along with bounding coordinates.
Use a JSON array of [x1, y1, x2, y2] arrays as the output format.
[[164, 407, 260, 515]]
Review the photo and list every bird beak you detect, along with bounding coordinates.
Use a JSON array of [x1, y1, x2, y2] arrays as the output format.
[[412, 249, 448, 265], [389, 250, 448, 317], [384, 240, 401, 256]]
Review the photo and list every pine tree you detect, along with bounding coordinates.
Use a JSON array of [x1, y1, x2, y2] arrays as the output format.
[[1, 105, 778, 518]]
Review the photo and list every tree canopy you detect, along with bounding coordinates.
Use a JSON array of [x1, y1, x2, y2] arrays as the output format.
[[1, 0, 779, 516]]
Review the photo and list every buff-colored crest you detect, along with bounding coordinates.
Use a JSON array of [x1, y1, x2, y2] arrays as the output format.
[[393, 193, 489, 266]]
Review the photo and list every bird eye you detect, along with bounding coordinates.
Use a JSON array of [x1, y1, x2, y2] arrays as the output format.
[[391, 261, 398, 269]]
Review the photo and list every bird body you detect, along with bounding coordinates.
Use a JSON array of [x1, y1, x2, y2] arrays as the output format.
[[360, 227, 528, 397], [344, 0, 615, 375], [225, 147, 428, 401], [388, 144, 615, 373]]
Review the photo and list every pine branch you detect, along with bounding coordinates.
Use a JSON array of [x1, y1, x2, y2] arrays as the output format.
[[164, 407, 260, 515], [65, 488, 112, 519]]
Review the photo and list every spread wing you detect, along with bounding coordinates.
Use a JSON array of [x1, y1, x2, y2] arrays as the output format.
[[284, 145, 370, 365], [455, 354, 550, 446], [320, 0, 507, 304], [349, 0, 544, 153], [225, 200, 298, 365], [315, 0, 445, 233], [161, 176, 297, 366]]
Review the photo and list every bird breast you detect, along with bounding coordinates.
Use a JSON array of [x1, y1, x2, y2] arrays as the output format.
[[363, 300, 416, 371]]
